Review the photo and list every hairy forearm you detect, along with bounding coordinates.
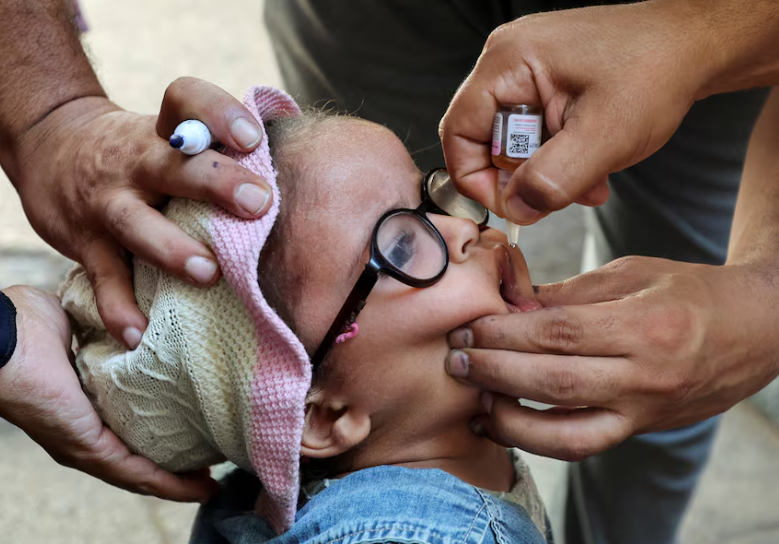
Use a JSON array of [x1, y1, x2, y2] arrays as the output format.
[[727, 88, 779, 268], [0, 0, 105, 181], [671, 0, 779, 97]]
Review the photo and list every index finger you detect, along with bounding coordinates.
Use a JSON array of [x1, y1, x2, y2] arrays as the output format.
[[450, 304, 631, 357], [447, 348, 630, 407], [439, 29, 540, 212], [157, 77, 263, 152]]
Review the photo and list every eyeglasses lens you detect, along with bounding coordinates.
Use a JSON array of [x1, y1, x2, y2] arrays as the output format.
[[427, 170, 489, 226], [376, 212, 446, 280]]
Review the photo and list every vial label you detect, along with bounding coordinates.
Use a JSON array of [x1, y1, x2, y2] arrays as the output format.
[[506, 114, 542, 159], [491, 113, 503, 155]]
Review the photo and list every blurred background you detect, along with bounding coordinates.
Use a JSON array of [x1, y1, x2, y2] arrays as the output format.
[[1, 1, 778, 542]]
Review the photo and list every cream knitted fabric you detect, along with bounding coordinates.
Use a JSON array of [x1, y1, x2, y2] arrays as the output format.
[[60, 86, 310, 534]]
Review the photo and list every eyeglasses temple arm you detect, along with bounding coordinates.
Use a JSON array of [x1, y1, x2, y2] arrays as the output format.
[[310, 270, 378, 370]]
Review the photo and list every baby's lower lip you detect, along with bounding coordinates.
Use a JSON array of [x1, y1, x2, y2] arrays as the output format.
[[506, 297, 544, 313], [498, 250, 521, 311], [499, 246, 543, 312]]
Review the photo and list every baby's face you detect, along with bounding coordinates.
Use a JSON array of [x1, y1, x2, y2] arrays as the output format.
[[278, 118, 539, 453]]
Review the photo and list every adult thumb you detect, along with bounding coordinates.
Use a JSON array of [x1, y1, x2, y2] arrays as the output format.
[[501, 110, 639, 224]]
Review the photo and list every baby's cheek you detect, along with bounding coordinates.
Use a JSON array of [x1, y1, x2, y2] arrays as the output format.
[[424, 275, 508, 332], [354, 271, 506, 348]]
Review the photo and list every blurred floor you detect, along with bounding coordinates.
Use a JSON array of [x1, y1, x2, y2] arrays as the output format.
[[1, 1, 778, 542]]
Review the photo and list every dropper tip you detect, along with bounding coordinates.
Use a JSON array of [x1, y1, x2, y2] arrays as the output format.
[[505, 219, 521, 248]]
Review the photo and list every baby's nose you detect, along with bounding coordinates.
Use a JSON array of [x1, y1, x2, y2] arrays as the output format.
[[427, 214, 480, 264]]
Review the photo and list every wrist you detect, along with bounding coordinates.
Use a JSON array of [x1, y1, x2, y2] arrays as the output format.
[[627, 1, 716, 108], [721, 262, 779, 381], [0, 0, 106, 170], [668, 0, 779, 99], [0, 290, 18, 372]]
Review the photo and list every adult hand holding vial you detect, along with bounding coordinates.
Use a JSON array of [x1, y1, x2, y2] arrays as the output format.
[[490, 104, 543, 246]]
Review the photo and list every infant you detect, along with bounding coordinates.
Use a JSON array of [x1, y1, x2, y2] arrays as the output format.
[[61, 86, 550, 543]]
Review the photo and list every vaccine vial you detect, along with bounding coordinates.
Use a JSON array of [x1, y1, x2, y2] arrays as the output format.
[[491, 104, 544, 247]]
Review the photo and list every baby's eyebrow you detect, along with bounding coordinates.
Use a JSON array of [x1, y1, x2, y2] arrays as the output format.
[[347, 196, 413, 276]]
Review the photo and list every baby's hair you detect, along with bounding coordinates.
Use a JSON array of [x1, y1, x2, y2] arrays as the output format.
[[259, 109, 353, 443], [258, 108, 344, 353], [260, 110, 395, 481], [260, 109, 374, 396]]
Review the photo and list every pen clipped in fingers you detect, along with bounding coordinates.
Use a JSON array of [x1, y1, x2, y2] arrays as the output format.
[[157, 77, 263, 152]]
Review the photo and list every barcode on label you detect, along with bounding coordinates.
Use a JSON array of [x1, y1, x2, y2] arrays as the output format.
[[509, 133, 529, 155]]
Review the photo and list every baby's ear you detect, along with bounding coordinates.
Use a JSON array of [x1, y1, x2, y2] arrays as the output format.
[[301, 391, 370, 458]]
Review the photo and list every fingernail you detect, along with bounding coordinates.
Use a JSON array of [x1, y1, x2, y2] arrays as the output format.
[[235, 183, 271, 215], [123, 327, 143, 350], [506, 195, 542, 224], [481, 391, 494, 413], [230, 117, 262, 149], [446, 349, 470, 377], [185, 256, 218, 285], [448, 327, 472, 349]]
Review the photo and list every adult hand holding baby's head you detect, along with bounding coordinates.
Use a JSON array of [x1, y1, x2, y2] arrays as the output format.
[[0, 286, 217, 503], [8, 78, 272, 349]]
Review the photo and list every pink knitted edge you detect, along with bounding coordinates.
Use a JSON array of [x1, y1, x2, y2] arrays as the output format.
[[209, 86, 310, 534]]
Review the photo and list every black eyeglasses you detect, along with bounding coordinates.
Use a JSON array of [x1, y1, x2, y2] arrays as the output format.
[[310, 169, 489, 369], [419, 168, 489, 228]]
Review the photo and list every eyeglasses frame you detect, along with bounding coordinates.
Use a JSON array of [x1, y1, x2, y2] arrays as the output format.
[[420, 168, 490, 229], [310, 206, 448, 370], [309, 168, 490, 370]]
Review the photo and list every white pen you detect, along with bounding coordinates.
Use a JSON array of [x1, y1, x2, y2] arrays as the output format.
[[169, 119, 214, 155]]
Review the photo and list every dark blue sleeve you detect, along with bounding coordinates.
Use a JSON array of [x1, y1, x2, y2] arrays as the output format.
[[0, 291, 18, 370]]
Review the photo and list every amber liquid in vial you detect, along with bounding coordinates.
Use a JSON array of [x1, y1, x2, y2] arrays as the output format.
[[492, 104, 543, 171], [491, 104, 544, 247]]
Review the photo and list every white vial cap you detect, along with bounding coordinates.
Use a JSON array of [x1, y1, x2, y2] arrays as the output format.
[[170, 120, 212, 155]]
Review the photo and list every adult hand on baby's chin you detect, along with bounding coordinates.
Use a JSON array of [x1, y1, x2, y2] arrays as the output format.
[[8, 77, 270, 348], [0, 286, 217, 502], [439, 1, 707, 224], [446, 257, 779, 461]]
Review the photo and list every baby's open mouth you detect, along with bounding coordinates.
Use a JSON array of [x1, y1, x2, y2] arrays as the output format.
[[498, 246, 543, 313]]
